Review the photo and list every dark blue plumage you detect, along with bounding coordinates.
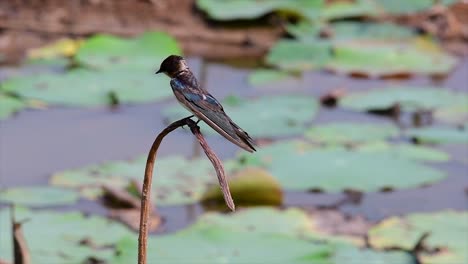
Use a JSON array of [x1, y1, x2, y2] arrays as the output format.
[[156, 55, 256, 152]]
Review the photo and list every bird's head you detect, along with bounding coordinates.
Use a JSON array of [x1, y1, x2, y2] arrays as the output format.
[[155, 55, 188, 78]]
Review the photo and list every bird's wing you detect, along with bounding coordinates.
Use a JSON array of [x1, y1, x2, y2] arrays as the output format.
[[170, 80, 255, 152]]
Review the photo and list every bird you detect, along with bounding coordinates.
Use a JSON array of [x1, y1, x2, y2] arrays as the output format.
[[155, 55, 256, 153]]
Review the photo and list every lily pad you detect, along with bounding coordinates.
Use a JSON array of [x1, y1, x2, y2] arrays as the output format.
[[329, 21, 416, 41], [75, 32, 181, 70], [304, 122, 399, 144], [113, 224, 332, 264], [356, 142, 450, 162], [340, 86, 468, 113], [196, 0, 323, 21], [266, 40, 332, 71], [192, 207, 361, 245], [434, 100, 468, 124], [406, 125, 468, 144], [369, 210, 468, 264], [193, 207, 313, 237], [0, 208, 133, 263], [0, 94, 27, 120], [332, 245, 414, 264], [0, 186, 79, 206], [269, 149, 445, 192], [1, 68, 173, 107], [51, 155, 219, 206], [27, 38, 82, 61], [232, 140, 446, 192], [202, 168, 283, 207], [326, 38, 457, 77], [248, 69, 293, 86], [322, 0, 378, 19], [374, 0, 458, 14], [163, 95, 319, 138]]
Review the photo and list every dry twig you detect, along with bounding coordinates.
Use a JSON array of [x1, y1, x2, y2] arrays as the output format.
[[138, 116, 235, 264]]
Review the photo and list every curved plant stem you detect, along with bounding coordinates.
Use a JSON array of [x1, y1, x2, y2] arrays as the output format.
[[138, 116, 235, 264]]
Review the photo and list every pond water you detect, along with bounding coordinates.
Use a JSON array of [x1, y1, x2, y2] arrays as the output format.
[[0, 57, 467, 233]]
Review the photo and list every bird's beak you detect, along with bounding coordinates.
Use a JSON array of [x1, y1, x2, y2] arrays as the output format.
[[155, 69, 162, 74]]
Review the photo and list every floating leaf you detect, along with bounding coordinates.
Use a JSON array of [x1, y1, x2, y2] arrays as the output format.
[[269, 149, 445, 192], [340, 86, 468, 113], [163, 95, 319, 138], [374, 0, 458, 14], [356, 142, 450, 162], [27, 38, 82, 61], [406, 125, 468, 144], [304, 122, 399, 144], [0, 94, 27, 120], [193, 207, 359, 244], [434, 100, 468, 125], [113, 224, 332, 264], [75, 32, 181, 70], [322, 0, 378, 19], [51, 156, 218, 206], [326, 38, 457, 77], [266, 40, 332, 71], [1, 32, 181, 108], [1, 68, 173, 107], [194, 207, 316, 238], [0, 208, 133, 263], [248, 69, 292, 86], [329, 22, 416, 41], [369, 210, 468, 264], [202, 168, 283, 207], [0, 186, 79, 206], [196, 0, 323, 21], [232, 140, 446, 192], [332, 245, 414, 264]]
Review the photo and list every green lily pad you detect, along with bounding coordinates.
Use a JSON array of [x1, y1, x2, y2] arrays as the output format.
[[356, 142, 450, 162], [113, 207, 410, 263], [322, 0, 378, 19], [406, 125, 468, 144], [374, 0, 458, 14], [434, 100, 468, 125], [304, 122, 399, 144], [75, 32, 181, 70], [196, 0, 323, 21], [0, 186, 79, 206], [288, 21, 415, 42], [1, 68, 173, 107], [329, 21, 416, 41], [192, 207, 361, 245], [340, 86, 468, 113], [202, 168, 283, 207], [369, 210, 468, 264], [51, 155, 219, 206], [193, 207, 313, 237], [0, 32, 180, 108], [332, 245, 414, 264], [0, 94, 27, 120], [163, 95, 319, 138], [326, 38, 457, 77], [0, 208, 133, 263], [113, 224, 332, 264], [266, 40, 332, 71], [233, 140, 446, 192], [269, 149, 445, 192], [248, 69, 293, 86]]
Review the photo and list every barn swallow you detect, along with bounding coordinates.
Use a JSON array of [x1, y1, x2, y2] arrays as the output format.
[[155, 55, 256, 153]]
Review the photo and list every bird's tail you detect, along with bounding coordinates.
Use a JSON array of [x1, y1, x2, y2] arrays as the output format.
[[230, 121, 256, 152]]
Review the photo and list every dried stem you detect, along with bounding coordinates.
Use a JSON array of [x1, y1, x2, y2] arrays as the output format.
[[188, 120, 235, 211], [138, 116, 235, 264]]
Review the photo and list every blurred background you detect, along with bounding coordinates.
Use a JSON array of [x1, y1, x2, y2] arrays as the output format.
[[0, 0, 467, 263]]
